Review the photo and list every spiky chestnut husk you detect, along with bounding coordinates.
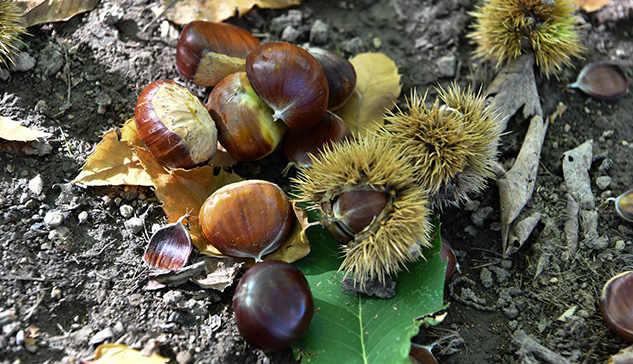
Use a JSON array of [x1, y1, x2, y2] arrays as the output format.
[[0, 0, 28, 67], [292, 135, 431, 286], [467, 0, 584, 78], [381, 83, 503, 208]]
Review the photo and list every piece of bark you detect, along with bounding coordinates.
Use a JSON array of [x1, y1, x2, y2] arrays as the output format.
[[498, 115, 548, 254], [562, 140, 595, 210], [505, 212, 541, 256], [487, 54, 543, 130], [513, 329, 572, 364], [564, 195, 580, 254]]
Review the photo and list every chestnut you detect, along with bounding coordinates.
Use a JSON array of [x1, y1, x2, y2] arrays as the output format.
[[307, 48, 357, 109], [199, 180, 294, 260], [321, 189, 390, 243], [206, 72, 287, 161], [176, 21, 260, 87], [600, 271, 633, 342], [283, 111, 351, 167], [246, 42, 329, 131], [134, 79, 217, 169], [233, 260, 314, 351]]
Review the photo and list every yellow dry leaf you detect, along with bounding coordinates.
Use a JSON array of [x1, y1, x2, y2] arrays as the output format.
[[577, 0, 611, 12], [71, 129, 153, 186], [335, 53, 401, 137], [165, 0, 302, 24], [20, 0, 99, 27], [0, 116, 51, 141], [91, 343, 167, 364]]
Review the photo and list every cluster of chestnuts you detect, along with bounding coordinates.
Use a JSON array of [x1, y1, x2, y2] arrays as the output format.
[[134, 20, 360, 352]]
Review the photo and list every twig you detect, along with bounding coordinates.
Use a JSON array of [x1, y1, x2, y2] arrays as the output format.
[[513, 330, 571, 364], [24, 290, 46, 321]]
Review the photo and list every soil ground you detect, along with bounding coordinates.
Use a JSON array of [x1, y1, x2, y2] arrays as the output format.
[[1, 0, 632, 363]]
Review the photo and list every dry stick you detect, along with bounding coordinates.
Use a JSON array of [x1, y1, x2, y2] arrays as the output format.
[[564, 194, 580, 255], [513, 330, 572, 364], [24, 290, 46, 321]]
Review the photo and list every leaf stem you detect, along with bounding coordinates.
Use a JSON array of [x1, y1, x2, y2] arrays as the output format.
[[358, 296, 368, 364]]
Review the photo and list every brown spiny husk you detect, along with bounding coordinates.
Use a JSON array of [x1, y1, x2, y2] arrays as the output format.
[[381, 82, 503, 208], [292, 134, 431, 286], [0, 0, 27, 67], [467, 0, 584, 78]]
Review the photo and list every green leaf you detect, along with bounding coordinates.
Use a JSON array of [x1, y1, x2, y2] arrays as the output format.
[[293, 223, 447, 364]]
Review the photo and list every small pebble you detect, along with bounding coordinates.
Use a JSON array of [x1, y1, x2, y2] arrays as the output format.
[[163, 290, 185, 308], [78, 211, 89, 224], [480, 267, 494, 288], [9, 52, 36, 72], [595, 175, 611, 190], [309, 20, 328, 44], [44, 210, 64, 228], [124, 217, 144, 234], [177, 350, 193, 364], [28, 175, 44, 196], [119, 205, 134, 219], [436, 55, 457, 77], [614, 240, 625, 250], [471, 206, 494, 227]]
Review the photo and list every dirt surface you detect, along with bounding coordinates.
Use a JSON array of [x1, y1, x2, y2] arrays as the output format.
[[1, 0, 632, 363]]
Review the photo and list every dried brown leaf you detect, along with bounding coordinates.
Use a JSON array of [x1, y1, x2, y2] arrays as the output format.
[[487, 54, 542, 130], [22, 0, 99, 27], [334, 52, 401, 137], [0, 116, 51, 142], [165, 0, 302, 24], [71, 128, 153, 187]]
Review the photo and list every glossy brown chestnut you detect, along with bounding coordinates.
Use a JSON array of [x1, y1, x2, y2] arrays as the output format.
[[600, 271, 633, 342], [134, 79, 217, 169], [206, 72, 287, 161], [233, 260, 314, 351], [570, 62, 630, 101], [176, 21, 260, 86], [199, 180, 294, 260], [283, 111, 351, 167], [307, 48, 357, 109], [246, 42, 329, 131], [321, 189, 390, 243]]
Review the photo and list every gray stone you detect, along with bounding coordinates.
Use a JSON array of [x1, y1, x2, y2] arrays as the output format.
[[280, 26, 302, 43], [28, 175, 44, 196], [119, 205, 134, 219], [271, 10, 303, 33], [78, 211, 89, 224], [437, 55, 457, 77], [309, 20, 329, 44], [124, 217, 144, 234], [163, 290, 185, 308], [44, 210, 64, 228], [596, 175, 611, 190], [480, 267, 494, 288], [341, 37, 366, 54], [471, 206, 494, 227], [9, 52, 36, 72]]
